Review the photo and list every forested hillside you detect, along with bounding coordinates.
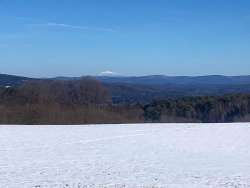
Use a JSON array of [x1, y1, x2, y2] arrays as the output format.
[[2, 74, 250, 104], [144, 94, 250, 123], [0, 78, 143, 124], [0, 76, 250, 124]]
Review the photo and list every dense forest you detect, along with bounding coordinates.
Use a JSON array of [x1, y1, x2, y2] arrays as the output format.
[[0, 77, 250, 124], [0, 78, 143, 124], [144, 94, 250, 123]]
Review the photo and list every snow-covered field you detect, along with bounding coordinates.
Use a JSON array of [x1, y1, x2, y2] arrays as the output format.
[[0, 123, 250, 188]]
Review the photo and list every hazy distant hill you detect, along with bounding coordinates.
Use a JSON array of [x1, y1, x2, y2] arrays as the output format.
[[96, 75, 250, 85], [96, 75, 250, 103], [0, 74, 33, 87], [2, 74, 250, 86], [1, 74, 250, 103]]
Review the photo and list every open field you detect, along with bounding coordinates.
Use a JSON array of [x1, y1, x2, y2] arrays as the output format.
[[0, 123, 250, 188]]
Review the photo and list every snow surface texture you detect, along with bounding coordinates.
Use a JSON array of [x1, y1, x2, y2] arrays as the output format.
[[0, 123, 250, 188]]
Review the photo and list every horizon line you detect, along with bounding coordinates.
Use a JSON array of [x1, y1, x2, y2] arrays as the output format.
[[1, 72, 250, 79]]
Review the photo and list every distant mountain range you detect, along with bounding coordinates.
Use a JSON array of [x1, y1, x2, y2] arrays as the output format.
[[98, 75, 250, 103], [96, 75, 250, 85], [1, 73, 250, 103], [2, 73, 250, 86]]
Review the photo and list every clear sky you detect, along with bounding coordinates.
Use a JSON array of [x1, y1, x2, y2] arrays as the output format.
[[0, 0, 250, 77]]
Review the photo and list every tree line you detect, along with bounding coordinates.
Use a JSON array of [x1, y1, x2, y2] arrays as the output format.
[[0, 78, 250, 124], [144, 94, 250, 123], [0, 78, 143, 124]]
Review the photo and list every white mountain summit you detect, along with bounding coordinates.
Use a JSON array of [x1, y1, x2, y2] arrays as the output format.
[[99, 70, 120, 77]]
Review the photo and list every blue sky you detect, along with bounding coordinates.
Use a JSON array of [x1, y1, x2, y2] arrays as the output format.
[[0, 0, 250, 77]]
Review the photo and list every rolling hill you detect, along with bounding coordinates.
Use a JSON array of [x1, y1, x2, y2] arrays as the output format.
[[1, 74, 250, 103], [0, 74, 33, 87]]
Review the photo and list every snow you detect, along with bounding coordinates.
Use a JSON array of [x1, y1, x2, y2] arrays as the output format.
[[99, 70, 120, 77], [0, 123, 250, 188]]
